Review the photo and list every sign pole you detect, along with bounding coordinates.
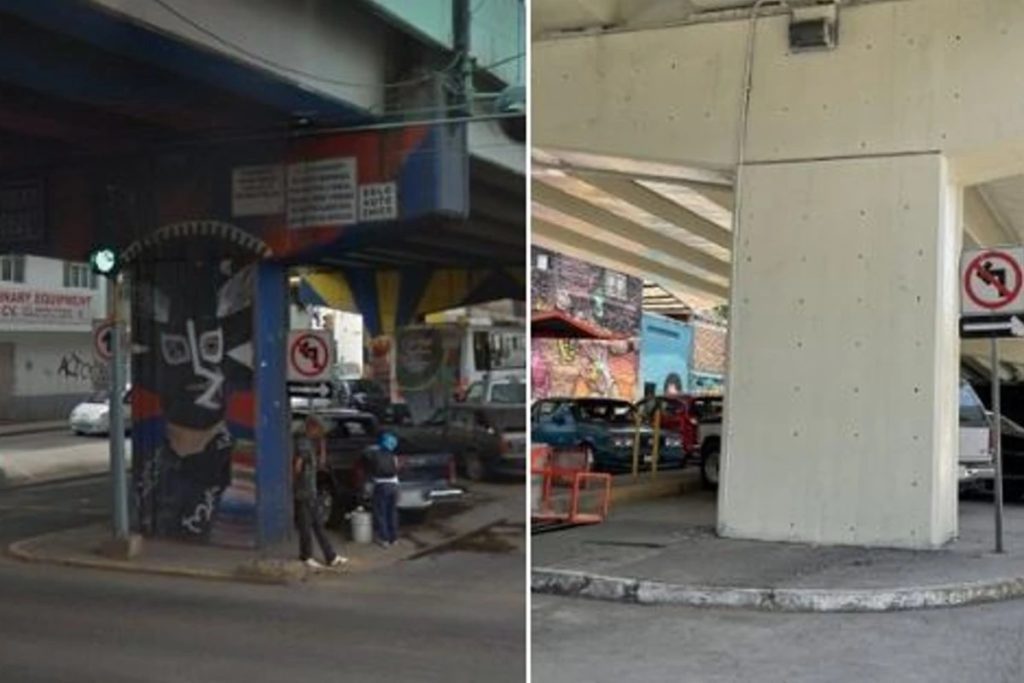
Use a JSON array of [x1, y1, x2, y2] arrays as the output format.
[[991, 336, 1005, 553], [108, 274, 129, 540]]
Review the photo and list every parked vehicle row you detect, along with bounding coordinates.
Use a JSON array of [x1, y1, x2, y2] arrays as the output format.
[[531, 397, 691, 474]]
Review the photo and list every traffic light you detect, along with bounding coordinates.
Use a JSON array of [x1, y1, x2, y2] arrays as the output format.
[[88, 246, 120, 277]]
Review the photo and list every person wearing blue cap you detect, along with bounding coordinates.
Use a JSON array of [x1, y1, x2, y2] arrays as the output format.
[[366, 430, 400, 547]]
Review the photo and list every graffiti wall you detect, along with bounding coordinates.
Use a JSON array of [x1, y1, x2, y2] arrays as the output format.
[[690, 320, 727, 395], [531, 338, 638, 401], [131, 231, 260, 546], [531, 247, 642, 336], [640, 313, 693, 397]]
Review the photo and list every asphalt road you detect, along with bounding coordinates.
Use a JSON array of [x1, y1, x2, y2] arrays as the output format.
[[532, 594, 1024, 683], [0, 475, 526, 682]]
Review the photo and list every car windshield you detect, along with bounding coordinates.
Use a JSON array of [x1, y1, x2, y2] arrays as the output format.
[[491, 383, 525, 404], [960, 382, 988, 427], [576, 401, 635, 423]]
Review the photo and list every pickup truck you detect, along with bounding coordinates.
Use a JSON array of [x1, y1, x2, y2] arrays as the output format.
[[681, 383, 993, 492], [462, 378, 526, 405], [403, 403, 527, 481], [635, 394, 723, 487], [291, 408, 463, 526]]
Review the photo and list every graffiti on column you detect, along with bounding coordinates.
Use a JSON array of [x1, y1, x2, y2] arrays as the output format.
[[130, 223, 262, 546]]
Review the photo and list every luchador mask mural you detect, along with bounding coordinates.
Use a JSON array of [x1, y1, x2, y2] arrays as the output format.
[[138, 259, 253, 429], [127, 221, 266, 544]]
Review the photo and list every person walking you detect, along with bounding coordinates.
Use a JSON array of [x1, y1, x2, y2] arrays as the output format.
[[367, 430, 400, 547], [294, 414, 347, 569]]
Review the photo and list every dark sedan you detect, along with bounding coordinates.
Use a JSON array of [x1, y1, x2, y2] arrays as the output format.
[[531, 397, 685, 473]]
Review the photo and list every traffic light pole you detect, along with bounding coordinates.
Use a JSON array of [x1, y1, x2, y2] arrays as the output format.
[[108, 274, 129, 540]]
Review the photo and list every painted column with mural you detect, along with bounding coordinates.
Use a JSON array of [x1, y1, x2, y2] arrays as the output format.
[[130, 228, 260, 543]]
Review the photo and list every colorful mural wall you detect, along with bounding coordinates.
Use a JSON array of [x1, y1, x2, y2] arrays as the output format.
[[640, 312, 693, 397], [395, 325, 460, 423], [531, 338, 638, 401], [531, 247, 643, 401], [531, 247, 642, 337]]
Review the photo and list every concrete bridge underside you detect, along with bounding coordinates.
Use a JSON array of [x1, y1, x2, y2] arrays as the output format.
[[533, 0, 1024, 548]]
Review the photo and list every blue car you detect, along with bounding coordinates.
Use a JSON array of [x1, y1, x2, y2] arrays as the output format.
[[531, 397, 685, 473]]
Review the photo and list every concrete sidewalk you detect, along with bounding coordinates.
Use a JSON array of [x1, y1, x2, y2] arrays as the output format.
[[9, 491, 515, 585], [533, 491, 1024, 612]]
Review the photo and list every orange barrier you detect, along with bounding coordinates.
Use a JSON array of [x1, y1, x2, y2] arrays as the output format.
[[532, 445, 612, 525]]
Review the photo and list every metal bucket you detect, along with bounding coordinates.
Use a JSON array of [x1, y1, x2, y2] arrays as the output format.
[[349, 506, 373, 544]]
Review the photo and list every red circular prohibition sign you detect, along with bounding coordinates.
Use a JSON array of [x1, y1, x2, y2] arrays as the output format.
[[964, 251, 1024, 310], [290, 333, 330, 378]]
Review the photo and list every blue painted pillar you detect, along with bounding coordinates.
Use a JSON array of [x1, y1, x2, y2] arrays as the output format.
[[253, 261, 290, 547]]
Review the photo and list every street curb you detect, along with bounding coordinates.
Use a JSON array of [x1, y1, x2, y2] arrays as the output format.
[[404, 517, 510, 561], [0, 424, 67, 438], [0, 471, 108, 492], [546, 471, 703, 513], [609, 472, 704, 506], [6, 507, 516, 586], [6, 536, 295, 586], [531, 567, 1024, 613]]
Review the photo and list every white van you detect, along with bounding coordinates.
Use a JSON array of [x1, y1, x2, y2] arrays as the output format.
[[959, 380, 993, 486]]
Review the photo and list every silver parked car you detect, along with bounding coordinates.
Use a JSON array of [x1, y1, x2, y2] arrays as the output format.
[[69, 388, 132, 436]]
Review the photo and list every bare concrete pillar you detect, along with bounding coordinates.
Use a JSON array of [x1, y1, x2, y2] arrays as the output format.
[[719, 153, 960, 549]]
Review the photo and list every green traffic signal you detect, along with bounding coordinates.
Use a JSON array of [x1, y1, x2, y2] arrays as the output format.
[[89, 247, 119, 277]]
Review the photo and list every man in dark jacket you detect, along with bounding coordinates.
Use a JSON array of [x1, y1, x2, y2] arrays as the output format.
[[366, 430, 400, 547], [294, 415, 347, 568]]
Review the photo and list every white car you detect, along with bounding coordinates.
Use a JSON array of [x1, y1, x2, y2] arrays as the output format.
[[69, 388, 132, 436], [959, 381, 993, 487]]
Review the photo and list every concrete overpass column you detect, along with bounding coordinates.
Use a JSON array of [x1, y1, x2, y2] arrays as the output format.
[[719, 152, 961, 549]]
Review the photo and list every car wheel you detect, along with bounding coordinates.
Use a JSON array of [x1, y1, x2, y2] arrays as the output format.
[[465, 452, 487, 482], [316, 482, 338, 527], [701, 446, 720, 490]]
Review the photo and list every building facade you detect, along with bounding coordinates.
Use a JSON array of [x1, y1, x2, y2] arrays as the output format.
[[0, 254, 109, 421]]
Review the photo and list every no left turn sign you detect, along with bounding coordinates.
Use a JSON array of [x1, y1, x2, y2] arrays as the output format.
[[288, 330, 333, 382], [961, 248, 1024, 316], [93, 319, 115, 362]]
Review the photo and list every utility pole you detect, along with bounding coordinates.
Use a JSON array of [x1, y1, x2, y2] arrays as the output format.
[[453, 0, 473, 118], [91, 245, 140, 558], [109, 273, 129, 540]]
